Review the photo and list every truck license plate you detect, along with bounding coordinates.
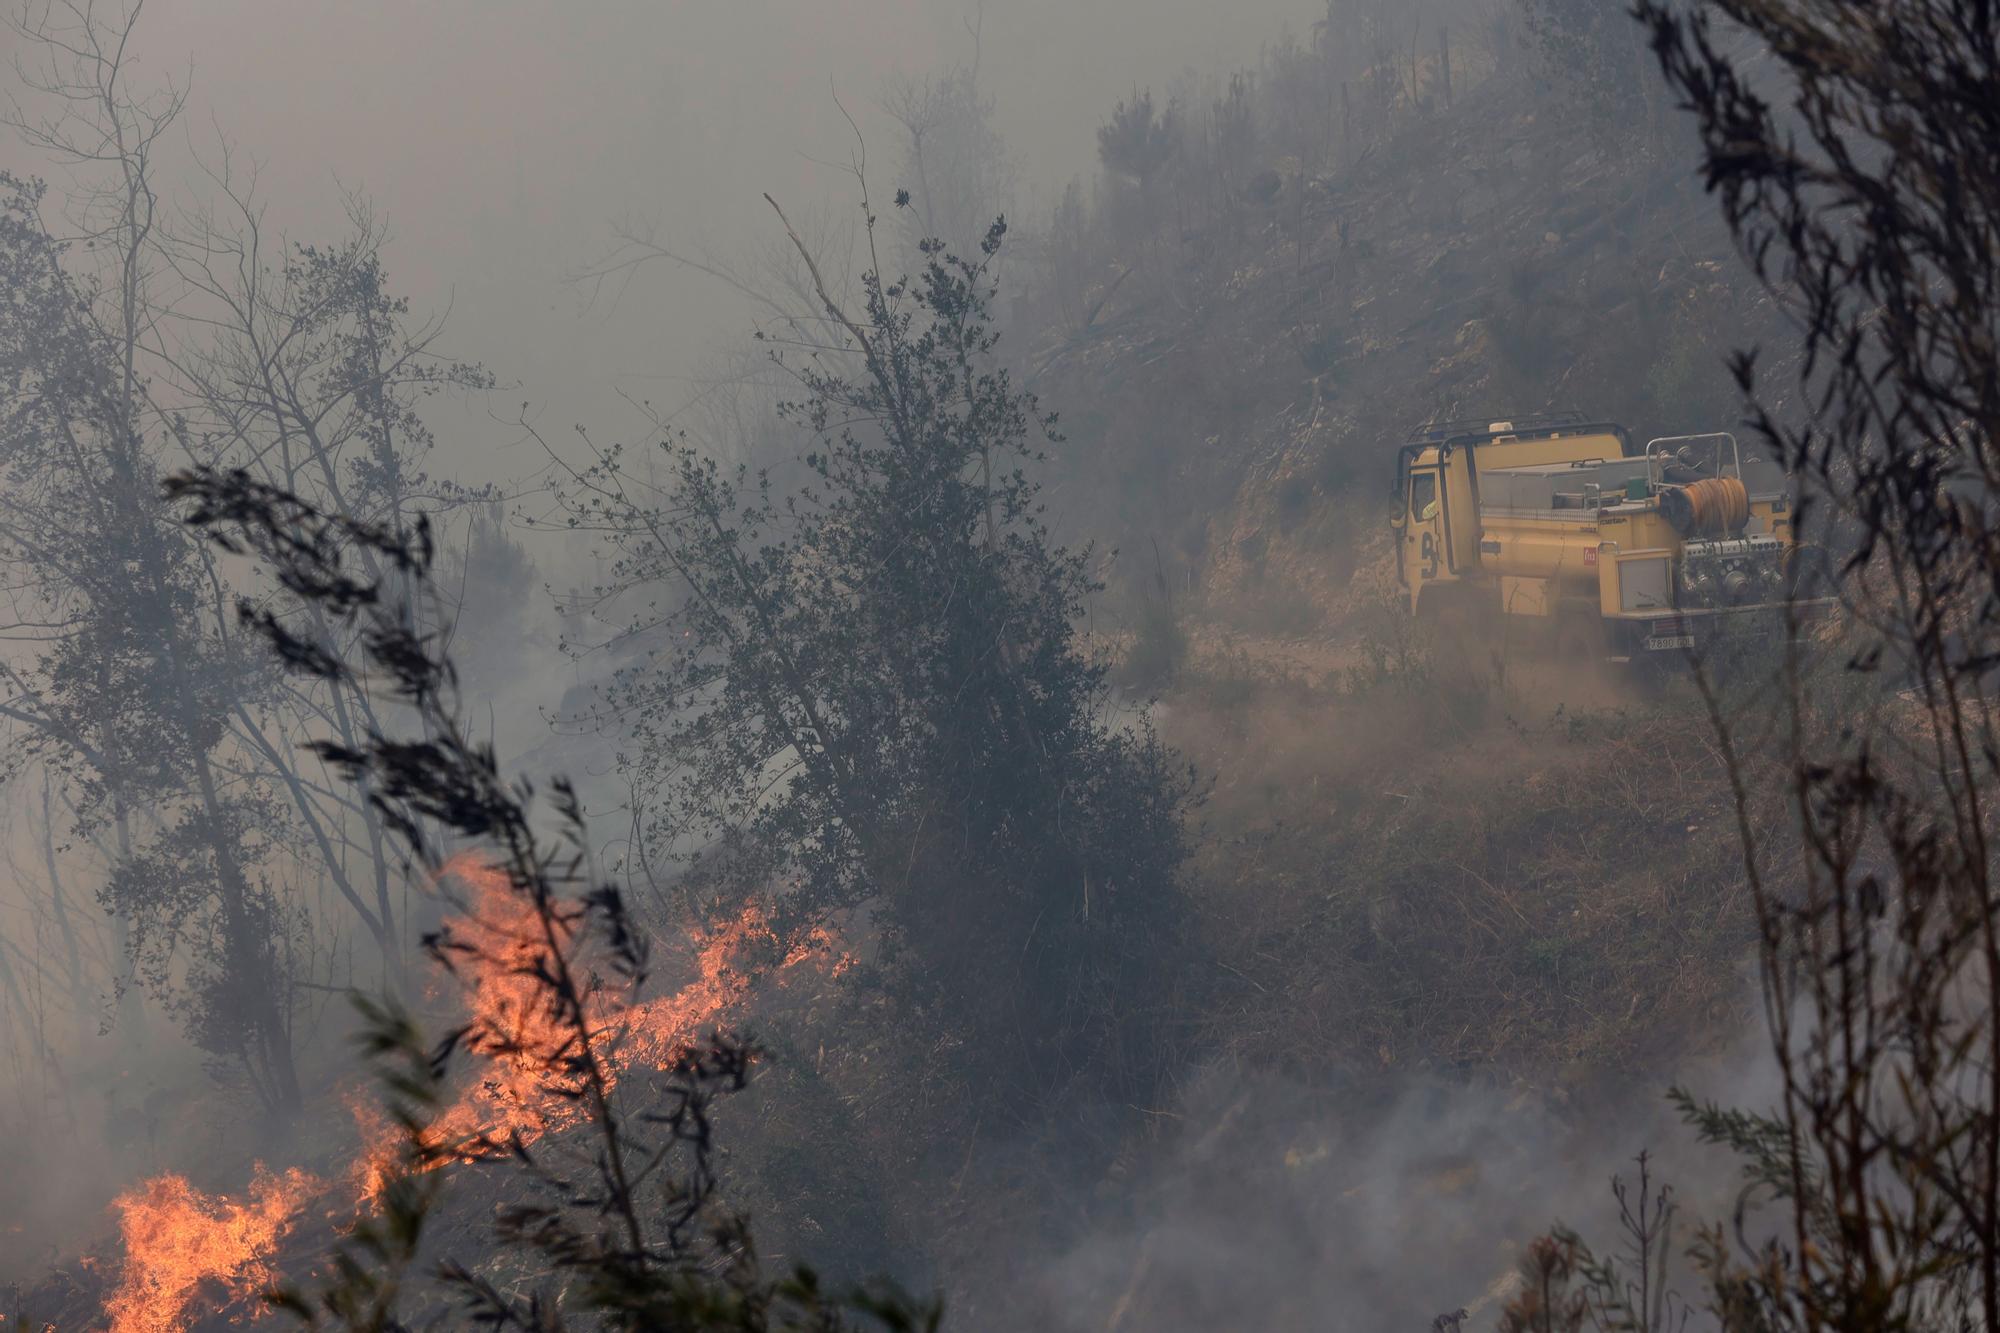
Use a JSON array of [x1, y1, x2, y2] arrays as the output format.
[[1644, 633, 1695, 651]]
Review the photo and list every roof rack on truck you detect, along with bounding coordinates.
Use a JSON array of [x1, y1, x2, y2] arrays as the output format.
[[1404, 411, 1588, 445]]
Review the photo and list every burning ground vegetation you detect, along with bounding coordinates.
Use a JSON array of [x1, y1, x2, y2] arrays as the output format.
[[0, 454, 1837, 1333], [8, 854, 854, 1333]]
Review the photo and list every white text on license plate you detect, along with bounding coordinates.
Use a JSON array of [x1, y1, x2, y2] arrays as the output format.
[[1645, 633, 1695, 651]]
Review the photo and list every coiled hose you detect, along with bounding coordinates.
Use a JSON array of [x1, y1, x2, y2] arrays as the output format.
[[1661, 476, 1749, 537]]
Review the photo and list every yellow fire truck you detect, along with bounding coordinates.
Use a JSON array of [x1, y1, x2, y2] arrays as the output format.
[[1391, 413, 1822, 660]]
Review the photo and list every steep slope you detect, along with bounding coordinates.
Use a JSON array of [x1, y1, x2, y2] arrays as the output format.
[[1011, 54, 1789, 1086], [1032, 67, 1777, 638]]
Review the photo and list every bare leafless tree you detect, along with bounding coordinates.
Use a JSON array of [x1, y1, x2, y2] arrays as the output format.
[[1504, 1, 2000, 1327], [0, 0, 492, 1106], [880, 28, 1015, 266]]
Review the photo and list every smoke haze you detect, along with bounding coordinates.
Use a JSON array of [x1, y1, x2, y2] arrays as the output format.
[[55, 0, 1325, 478], [0, 1, 1815, 1327]]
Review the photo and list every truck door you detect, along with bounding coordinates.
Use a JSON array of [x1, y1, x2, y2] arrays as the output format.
[[1400, 465, 1455, 613]]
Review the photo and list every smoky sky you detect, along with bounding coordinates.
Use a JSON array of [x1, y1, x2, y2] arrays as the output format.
[[41, 0, 1327, 482]]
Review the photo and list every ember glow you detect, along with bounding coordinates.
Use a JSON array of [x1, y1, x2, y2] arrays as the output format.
[[104, 1166, 318, 1333]]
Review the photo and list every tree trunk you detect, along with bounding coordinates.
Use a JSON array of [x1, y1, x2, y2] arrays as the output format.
[[191, 750, 303, 1115], [110, 804, 146, 1042], [40, 772, 92, 1022]]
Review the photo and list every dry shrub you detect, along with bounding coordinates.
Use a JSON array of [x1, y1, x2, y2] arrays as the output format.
[[1162, 659, 1764, 1081]]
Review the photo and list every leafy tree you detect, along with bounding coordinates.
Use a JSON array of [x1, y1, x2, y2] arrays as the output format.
[[547, 205, 1199, 1109], [1096, 90, 1183, 252], [1097, 90, 1182, 188]]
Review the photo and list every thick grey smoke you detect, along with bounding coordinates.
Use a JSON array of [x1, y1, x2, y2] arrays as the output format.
[[80, 0, 1330, 483], [1025, 1024, 1784, 1331]]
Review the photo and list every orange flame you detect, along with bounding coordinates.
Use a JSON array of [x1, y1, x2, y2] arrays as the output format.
[[345, 1093, 399, 1208], [98, 858, 851, 1328], [355, 853, 848, 1200], [104, 1166, 318, 1333]]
